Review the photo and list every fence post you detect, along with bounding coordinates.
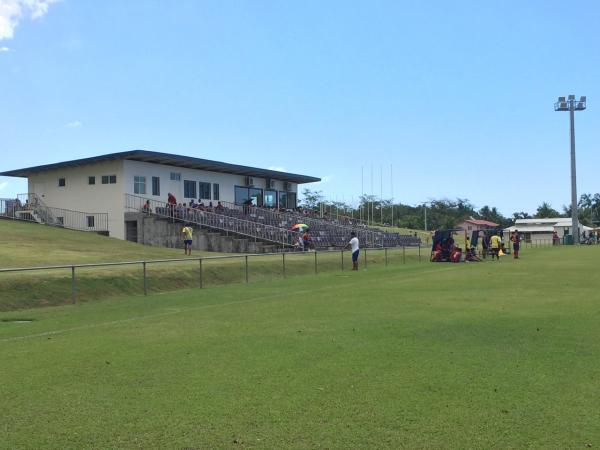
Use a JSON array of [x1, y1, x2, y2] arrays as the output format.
[[245, 255, 249, 283], [341, 249, 344, 271], [199, 258, 203, 288], [314, 251, 318, 274], [364, 248, 367, 269], [282, 253, 286, 278], [385, 248, 388, 266], [403, 245, 406, 264], [143, 262, 147, 295], [418, 245, 421, 262], [71, 266, 77, 304]]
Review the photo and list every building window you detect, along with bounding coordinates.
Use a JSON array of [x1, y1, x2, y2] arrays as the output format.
[[88, 176, 95, 185], [152, 176, 160, 196], [87, 216, 95, 228], [278, 191, 287, 209], [184, 180, 196, 198], [134, 176, 146, 194], [170, 172, 181, 181], [249, 188, 263, 206], [199, 182, 211, 199], [287, 192, 297, 209], [235, 186, 250, 205], [234, 186, 263, 207], [102, 175, 117, 184], [58, 178, 66, 187], [213, 183, 219, 201], [264, 190, 277, 208]]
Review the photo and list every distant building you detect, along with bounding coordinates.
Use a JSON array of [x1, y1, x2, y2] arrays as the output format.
[[504, 218, 592, 243], [456, 217, 499, 233], [0, 150, 320, 239]]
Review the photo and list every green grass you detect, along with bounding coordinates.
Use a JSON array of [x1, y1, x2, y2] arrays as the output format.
[[1, 245, 600, 448], [0, 220, 424, 311]]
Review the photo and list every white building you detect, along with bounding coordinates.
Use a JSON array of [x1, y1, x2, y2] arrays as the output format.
[[504, 217, 592, 244], [0, 150, 320, 239]]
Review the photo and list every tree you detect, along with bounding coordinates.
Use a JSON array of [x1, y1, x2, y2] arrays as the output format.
[[300, 189, 324, 210], [512, 211, 531, 220], [535, 202, 561, 218]]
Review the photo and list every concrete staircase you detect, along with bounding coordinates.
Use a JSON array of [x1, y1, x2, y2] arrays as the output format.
[[126, 212, 281, 254]]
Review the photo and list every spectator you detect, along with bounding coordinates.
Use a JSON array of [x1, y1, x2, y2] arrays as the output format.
[[181, 224, 193, 256], [302, 230, 311, 251], [348, 231, 360, 270], [552, 231, 560, 245], [143, 200, 151, 214], [490, 231, 502, 260], [215, 201, 225, 213], [511, 230, 521, 259]]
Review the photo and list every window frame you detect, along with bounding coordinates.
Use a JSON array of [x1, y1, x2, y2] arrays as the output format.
[[152, 176, 160, 196], [183, 180, 197, 199], [199, 182, 211, 200], [88, 176, 96, 185], [134, 176, 147, 195]]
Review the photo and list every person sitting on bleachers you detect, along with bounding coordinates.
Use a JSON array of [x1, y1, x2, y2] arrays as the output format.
[[215, 201, 225, 213]]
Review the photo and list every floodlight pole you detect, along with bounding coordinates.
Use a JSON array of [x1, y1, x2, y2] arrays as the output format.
[[555, 95, 586, 245], [568, 99, 579, 245]]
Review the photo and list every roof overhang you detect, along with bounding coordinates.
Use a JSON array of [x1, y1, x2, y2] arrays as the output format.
[[0, 150, 321, 184]]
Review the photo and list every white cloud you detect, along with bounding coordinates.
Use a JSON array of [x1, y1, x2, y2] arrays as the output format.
[[268, 166, 287, 172], [0, 181, 8, 191], [0, 45, 11, 52], [66, 120, 82, 128], [0, 0, 59, 41]]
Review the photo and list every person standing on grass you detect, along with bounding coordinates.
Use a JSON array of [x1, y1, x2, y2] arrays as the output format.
[[490, 231, 502, 260], [348, 231, 360, 270], [511, 229, 521, 259], [182, 224, 193, 256]]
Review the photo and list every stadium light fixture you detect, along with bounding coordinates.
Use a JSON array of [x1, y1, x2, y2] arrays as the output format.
[[554, 94, 587, 244]]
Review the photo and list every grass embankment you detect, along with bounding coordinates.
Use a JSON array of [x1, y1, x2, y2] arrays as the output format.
[[0, 220, 424, 311], [1, 245, 599, 448]]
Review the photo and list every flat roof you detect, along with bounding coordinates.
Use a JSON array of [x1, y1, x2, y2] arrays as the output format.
[[0, 149, 321, 184]]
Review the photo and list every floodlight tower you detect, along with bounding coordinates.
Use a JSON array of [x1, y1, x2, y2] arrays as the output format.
[[554, 95, 586, 244]]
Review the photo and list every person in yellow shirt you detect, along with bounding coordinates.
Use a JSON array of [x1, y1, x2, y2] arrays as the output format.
[[490, 231, 502, 260], [182, 224, 193, 256]]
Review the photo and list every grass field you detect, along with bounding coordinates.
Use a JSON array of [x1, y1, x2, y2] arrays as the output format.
[[2, 240, 600, 448], [0, 220, 423, 311]]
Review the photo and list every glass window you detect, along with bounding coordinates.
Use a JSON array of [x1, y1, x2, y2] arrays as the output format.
[[264, 190, 277, 208], [199, 182, 211, 199], [287, 192, 297, 209], [88, 176, 95, 185], [249, 188, 263, 207], [278, 191, 287, 209], [152, 176, 160, 196], [134, 176, 146, 194], [184, 180, 197, 198], [235, 186, 250, 205], [102, 175, 109, 184], [109, 175, 117, 184], [212, 183, 219, 201], [170, 172, 181, 181], [58, 178, 66, 187], [87, 216, 95, 228]]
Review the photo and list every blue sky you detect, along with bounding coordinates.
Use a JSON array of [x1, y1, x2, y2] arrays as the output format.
[[1, 0, 598, 216]]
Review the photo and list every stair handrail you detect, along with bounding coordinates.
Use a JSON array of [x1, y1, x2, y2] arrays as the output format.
[[124, 194, 301, 247]]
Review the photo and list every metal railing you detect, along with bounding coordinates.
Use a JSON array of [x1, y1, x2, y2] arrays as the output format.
[[124, 194, 302, 247], [0, 246, 425, 307], [215, 199, 384, 247], [0, 194, 108, 232]]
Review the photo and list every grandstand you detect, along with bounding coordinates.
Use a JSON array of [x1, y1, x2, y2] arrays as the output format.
[[124, 194, 420, 250]]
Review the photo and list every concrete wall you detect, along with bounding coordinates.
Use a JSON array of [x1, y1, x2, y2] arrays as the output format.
[[28, 160, 126, 239], [122, 160, 297, 206], [128, 213, 277, 253]]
